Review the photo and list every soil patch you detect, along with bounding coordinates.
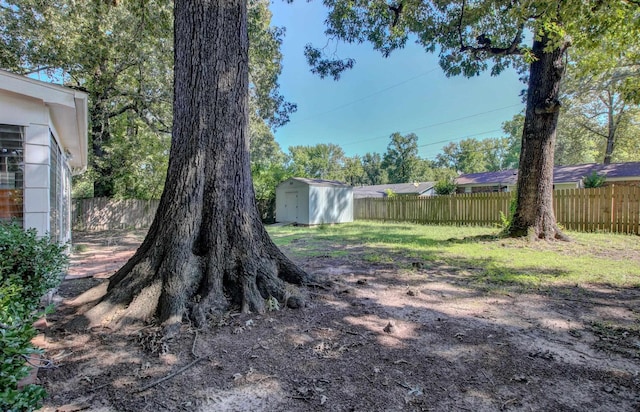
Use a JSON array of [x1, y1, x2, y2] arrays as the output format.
[[36, 229, 640, 411]]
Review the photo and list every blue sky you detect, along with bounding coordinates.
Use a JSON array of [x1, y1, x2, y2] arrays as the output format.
[[269, 1, 526, 161]]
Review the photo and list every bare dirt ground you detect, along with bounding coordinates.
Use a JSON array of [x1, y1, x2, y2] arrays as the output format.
[[36, 229, 640, 411]]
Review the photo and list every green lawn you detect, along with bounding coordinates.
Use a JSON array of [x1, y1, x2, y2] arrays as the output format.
[[268, 221, 640, 291]]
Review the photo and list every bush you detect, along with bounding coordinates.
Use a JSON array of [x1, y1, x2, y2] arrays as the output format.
[[583, 171, 606, 188], [0, 223, 68, 412], [498, 193, 518, 230], [434, 179, 457, 195]]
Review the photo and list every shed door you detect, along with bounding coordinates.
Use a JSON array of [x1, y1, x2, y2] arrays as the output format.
[[284, 191, 298, 222]]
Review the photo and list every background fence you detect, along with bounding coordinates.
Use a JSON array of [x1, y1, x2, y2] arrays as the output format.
[[73, 185, 640, 234], [73, 198, 159, 231], [355, 185, 640, 235], [355, 192, 512, 226]]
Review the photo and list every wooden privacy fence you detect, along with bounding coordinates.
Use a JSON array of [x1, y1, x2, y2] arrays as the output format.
[[73, 186, 640, 234], [72, 198, 159, 231], [355, 185, 640, 235], [554, 185, 640, 234], [355, 192, 512, 227]]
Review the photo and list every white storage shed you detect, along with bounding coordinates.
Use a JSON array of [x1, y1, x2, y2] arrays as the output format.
[[275, 178, 353, 225]]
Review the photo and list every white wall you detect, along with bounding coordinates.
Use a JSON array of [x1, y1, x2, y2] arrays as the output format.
[[309, 185, 353, 224], [554, 182, 579, 191], [0, 91, 70, 241]]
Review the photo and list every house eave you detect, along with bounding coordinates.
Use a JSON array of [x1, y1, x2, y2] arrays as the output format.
[[0, 70, 88, 171]]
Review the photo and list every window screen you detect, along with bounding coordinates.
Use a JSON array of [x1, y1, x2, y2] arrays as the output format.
[[49, 133, 72, 242], [50, 133, 62, 240]]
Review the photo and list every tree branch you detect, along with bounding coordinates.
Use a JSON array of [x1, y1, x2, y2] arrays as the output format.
[[23, 66, 53, 76], [388, 2, 404, 28], [578, 121, 607, 139], [613, 106, 627, 130], [108, 103, 137, 119], [457, 1, 525, 59], [457, 0, 467, 51]]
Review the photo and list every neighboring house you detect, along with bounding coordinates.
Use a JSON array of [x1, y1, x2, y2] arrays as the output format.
[[456, 162, 640, 193], [353, 182, 436, 199], [275, 177, 353, 225], [0, 69, 88, 243]]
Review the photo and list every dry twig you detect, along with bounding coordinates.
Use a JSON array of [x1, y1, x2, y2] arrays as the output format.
[[136, 357, 204, 393]]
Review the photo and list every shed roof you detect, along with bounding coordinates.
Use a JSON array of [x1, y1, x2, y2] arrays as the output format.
[[353, 182, 435, 198], [0, 69, 88, 171], [283, 177, 352, 188], [456, 162, 640, 186]]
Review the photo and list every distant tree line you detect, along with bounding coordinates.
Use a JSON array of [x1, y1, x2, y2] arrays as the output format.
[[2, 0, 637, 222]]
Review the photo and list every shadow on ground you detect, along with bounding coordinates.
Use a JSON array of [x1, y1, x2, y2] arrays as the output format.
[[35, 227, 640, 411]]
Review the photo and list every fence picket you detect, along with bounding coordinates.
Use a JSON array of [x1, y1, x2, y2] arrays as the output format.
[[352, 186, 640, 234]]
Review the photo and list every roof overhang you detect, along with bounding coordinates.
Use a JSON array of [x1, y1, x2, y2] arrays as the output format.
[[0, 70, 88, 172]]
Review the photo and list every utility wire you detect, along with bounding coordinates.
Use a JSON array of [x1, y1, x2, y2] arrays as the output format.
[[342, 103, 522, 147], [417, 128, 504, 160], [417, 128, 503, 149], [288, 67, 440, 124]]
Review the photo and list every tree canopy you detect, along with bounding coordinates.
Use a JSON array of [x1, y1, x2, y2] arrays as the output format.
[[382, 132, 420, 183], [0, 0, 294, 199], [558, 43, 640, 164], [305, 0, 639, 239]]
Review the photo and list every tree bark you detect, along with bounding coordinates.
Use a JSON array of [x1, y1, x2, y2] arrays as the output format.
[[507, 33, 570, 240], [90, 96, 115, 198], [603, 89, 617, 165], [85, 0, 313, 331]]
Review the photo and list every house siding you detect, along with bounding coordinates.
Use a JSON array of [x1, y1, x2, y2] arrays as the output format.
[[602, 180, 640, 187], [1, 74, 86, 243], [457, 185, 512, 194]]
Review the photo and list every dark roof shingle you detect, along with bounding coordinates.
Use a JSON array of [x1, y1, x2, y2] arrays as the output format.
[[353, 182, 435, 198], [456, 162, 640, 186]]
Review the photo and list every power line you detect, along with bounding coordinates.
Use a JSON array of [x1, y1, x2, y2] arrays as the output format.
[[418, 128, 504, 160], [288, 67, 440, 124], [417, 128, 503, 149], [342, 103, 522, 147]]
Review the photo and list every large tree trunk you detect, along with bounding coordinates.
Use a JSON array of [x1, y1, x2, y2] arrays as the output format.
[[85, 0, 312, 331], [507, 34, 569, 240]]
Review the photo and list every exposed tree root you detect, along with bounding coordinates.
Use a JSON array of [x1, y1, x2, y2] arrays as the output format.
[[505, 224, 571, 242], [82, 228, 318, 333]]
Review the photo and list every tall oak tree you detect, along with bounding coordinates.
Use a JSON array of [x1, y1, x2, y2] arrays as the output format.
[[84, 0, 312, 331]]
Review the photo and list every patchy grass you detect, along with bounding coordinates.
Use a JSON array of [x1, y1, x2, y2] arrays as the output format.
[[268, 221, 640, 291]]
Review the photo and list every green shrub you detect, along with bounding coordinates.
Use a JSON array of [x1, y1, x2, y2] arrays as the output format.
[[498, 193, 518, 230], [583, 171, 606, 188], [0, 224, 68, 303], [434, 179, 457, 195], [0, 223, 68, 412]]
